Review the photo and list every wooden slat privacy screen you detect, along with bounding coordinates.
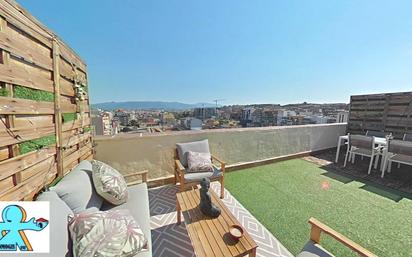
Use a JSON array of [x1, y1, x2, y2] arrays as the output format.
[[0, 0, 93, 200], [347, 91, 412, 138]]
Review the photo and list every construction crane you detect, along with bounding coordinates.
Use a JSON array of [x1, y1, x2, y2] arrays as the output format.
[[213, 99, 226, 119], [213, 99, 226, 108]]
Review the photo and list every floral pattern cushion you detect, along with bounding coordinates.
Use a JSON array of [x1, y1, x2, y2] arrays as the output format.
[[68, 209, 148, 257], [91, 160, 128, 205], [187, 151, 214, 173]]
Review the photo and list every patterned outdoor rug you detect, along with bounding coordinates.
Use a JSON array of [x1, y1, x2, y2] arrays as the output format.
[[149, 182, 293, 257]]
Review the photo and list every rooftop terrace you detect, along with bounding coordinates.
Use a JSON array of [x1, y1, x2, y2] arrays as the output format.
[[1, 2, 411, 256], [93, 123, 412, 257]]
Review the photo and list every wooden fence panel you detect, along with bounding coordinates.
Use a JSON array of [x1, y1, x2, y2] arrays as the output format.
[[0, 0, 92, 200], [0, 96, 55, 114], [14, 115, 54, 128], [348, 92, 412, 138]]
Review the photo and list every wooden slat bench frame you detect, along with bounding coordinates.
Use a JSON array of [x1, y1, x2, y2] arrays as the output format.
[[123, 170, 148, 186], [308, 217, 378, 257]]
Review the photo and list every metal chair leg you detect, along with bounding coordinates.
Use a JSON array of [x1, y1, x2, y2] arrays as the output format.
[[368, 155, 374, 174], [343, 148, 350, 167], [381, 156, 388, 178], [380, 151, 386, 171], [374, 153, 379, 170]]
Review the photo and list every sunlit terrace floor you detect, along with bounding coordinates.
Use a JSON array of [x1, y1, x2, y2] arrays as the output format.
[[148, 151, 412, 257], [308, 147, 412, 194]]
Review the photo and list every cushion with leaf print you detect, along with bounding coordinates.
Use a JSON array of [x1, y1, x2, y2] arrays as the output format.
[[68, 209, 148, 257], [91, 160, 128, 205], [187, 151, 214, 173]]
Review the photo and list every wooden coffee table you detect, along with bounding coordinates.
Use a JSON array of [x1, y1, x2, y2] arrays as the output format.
[[176, 189, 258, 257]]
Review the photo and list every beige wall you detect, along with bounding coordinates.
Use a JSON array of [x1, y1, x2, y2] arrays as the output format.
[[94, 123, 346, 179]]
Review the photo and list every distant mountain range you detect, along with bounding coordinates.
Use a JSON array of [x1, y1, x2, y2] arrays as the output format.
[[92, 101, 216, 111]]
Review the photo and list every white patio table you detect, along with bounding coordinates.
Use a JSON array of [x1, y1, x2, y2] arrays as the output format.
[[335, 135, 387, 163]]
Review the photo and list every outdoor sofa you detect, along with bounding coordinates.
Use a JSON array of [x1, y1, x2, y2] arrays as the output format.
[[33, 160, 152, 257]]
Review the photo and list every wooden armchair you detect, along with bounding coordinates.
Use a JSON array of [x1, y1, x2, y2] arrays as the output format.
[[123, 170, 148, 187], [298, 217, 377, 257], [174, 140, 226, 198]]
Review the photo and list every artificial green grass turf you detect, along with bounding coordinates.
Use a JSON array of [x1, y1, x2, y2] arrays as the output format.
[[62, 113, 78, 123], [1, 86, 56, 154], [225, 159, 412, 257], [14, 85, 54, 102], [19, 135, 56, 155], [0, 87, 9, 97]]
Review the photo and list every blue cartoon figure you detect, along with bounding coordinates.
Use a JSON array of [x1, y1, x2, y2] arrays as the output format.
[[0, 205, 48, 251]]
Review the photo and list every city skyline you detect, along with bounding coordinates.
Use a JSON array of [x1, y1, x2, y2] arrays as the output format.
[[20, 0, 412, 104], [92, 100, 349, 111], [92, 101, 349, 136]]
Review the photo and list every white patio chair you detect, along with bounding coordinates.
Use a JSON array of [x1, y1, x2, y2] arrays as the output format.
[[359, 131, 390, 162], [395, 133, 412, 169], [381, 140, 412, 178], [344, 135, 383, 174], [403, 133, 412, 142]]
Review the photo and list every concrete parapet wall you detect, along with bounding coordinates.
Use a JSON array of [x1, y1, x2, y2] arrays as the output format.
[[94, 123, 347, 179]]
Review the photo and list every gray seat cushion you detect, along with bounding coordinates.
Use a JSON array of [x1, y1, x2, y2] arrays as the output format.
[[176, 139, 210, 167], [391, 153, 412, 163], [101, 183, 152, 257], [351, 147, 373, 156], [297, 241, 334, 257], [404, 133, 412, 142], [34, 191, 73, 257], [184, 166, 222, 183], [388, 140, 412, 157], [51, 160, 103, 214]]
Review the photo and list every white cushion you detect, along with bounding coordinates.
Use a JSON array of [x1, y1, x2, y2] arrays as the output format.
[[68, 209, 148, 257], [91, 160, 128, 205], [176, 139, 210, 167], [187, 151, 213, 173]]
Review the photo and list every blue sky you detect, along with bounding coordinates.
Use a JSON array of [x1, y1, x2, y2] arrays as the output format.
[[19, 0, 412, 105]]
